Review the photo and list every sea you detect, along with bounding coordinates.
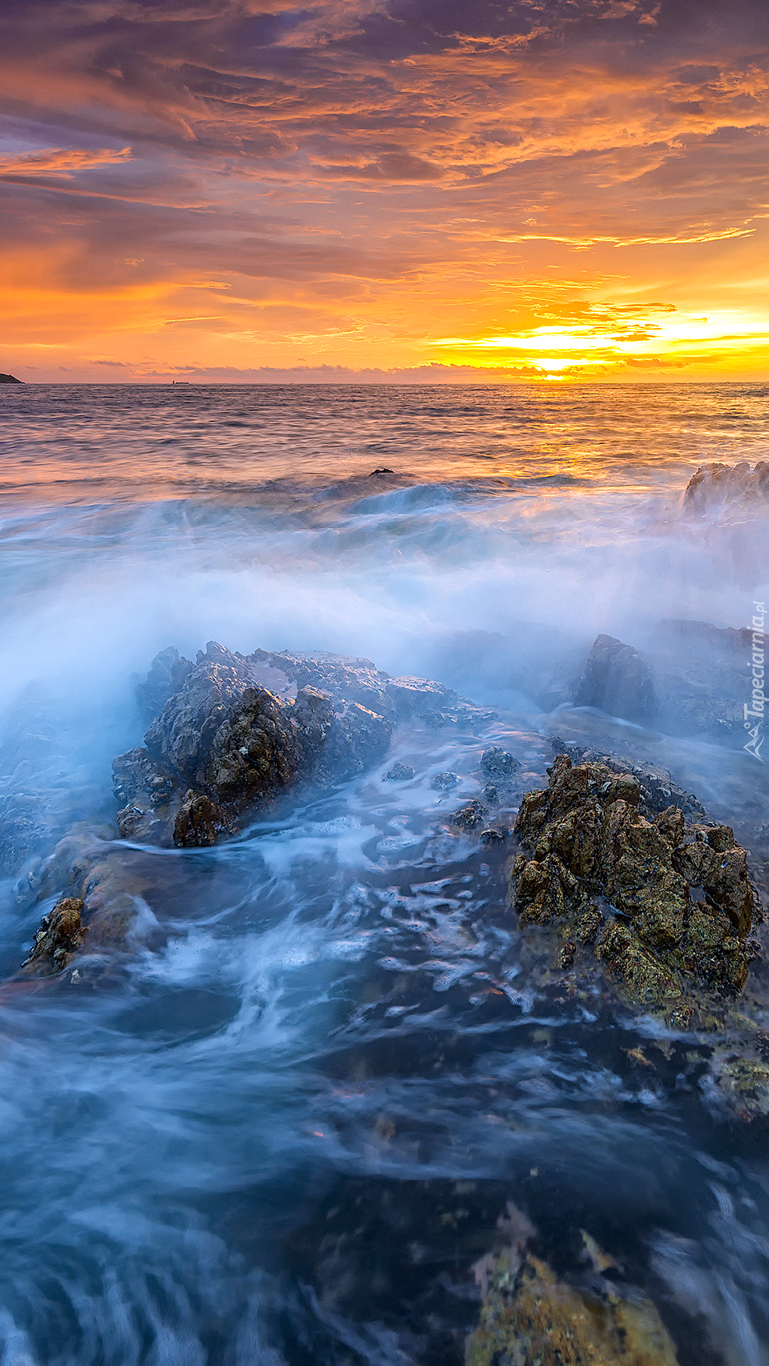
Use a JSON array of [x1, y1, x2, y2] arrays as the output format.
[[0, 382, 768, 1365]]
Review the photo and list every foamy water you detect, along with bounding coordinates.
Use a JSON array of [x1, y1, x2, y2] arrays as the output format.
[[1, 382, 768, 1364]]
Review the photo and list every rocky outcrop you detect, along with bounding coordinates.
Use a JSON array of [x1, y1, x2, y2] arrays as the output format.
[[0, 373, 22, 384], [468, 1206, 679, 1366], [114, 642, 494, 848], [574, 635, 656, 723], [510, 753, 756, 1019], [114, 643, 393, 846], [572, 622, 752, 741], [683, 461, 769, 514], [134, 646, 194, 726]]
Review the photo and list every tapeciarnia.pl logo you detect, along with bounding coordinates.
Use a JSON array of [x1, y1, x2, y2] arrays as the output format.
[[744, 600, 766, 763]]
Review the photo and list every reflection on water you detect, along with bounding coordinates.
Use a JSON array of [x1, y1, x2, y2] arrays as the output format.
[[0, 383, 768, 1363]]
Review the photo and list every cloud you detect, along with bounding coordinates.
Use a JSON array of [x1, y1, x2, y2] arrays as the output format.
[[0, 146, 132, 177], [0, 0, 767, 379]]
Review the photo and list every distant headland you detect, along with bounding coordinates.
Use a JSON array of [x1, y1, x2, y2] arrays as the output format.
[[0, 374, 22, 383]]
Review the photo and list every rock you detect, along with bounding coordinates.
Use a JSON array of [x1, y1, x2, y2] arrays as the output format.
[[384, 762, 415, 782], [683, 461, 769, 514], [480, 827, 509, 844], [452, 799, 488, 831], [511, 754, 756, 1014], [550, 740, 706, 821], [480, 748, 519, 782], [0, 373, 22, 383], [480, 748, 520, 804], [385, 674, 458, 719], [574, 634, 657, 723], [114, 643, 394, 846], [368, 467, 394, 475], [467, 1207, 679, 1366], [173, 791, 237, 847], [115, 643, 499, 849], [22, 897, 84, 976], [569, 617, 754, 743], [135, 646, 194, 725], [648, 619, 751, 741], [0, 791, 47, 875], [431, 770, 458, 791], [251, 648, 389, 715]]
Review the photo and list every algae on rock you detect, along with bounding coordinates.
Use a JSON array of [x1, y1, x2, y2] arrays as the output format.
[[511, 753, 756, 1016], [467, 1208, 679, 1366]]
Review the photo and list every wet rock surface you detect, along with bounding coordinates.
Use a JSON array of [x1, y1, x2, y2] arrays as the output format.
[[114, 643, 394, 845], [384, 761, 415, 781], [468, 1206, 679, 1366], [511, 752, 757, 1018], [21, 896, 85, 976], [114, 643, 496, 848], [683, 460, 769, 514]]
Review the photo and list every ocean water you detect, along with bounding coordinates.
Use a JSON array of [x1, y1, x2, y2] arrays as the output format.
[[0, 382, 768, 1364]]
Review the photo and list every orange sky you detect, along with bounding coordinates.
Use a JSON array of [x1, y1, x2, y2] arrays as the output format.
[[2, 0, 768, 382]]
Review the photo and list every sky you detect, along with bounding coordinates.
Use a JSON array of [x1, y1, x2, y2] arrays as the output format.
[[1, 0, 769, 383]]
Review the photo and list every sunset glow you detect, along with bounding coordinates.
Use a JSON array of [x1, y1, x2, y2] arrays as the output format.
[[1, 0, 768, 383]]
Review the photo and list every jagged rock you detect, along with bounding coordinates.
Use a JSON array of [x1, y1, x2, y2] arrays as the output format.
[[115, 643, 497, 849], [22, 897, 84, 976], [683, 460, 769, 514], [384, 762, 415, 781], [549, 740, 706, 820], [452, 799, 488, 831], [480, 748, 519, 783], [174, 791, 237, 847], [114, 643, 394, 846], [511, 754, 755, 1014], [251, 648, 389, 715], [431, 770, 458, 791], [574, 634, 657, 723], [135, 646, 194, 725]]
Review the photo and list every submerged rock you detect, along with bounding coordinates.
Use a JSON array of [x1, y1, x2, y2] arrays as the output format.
[[467, 1206, 679, 1366], [384, 762, 415, 782], [431, 770, 458, 791], [453, 799, 488, 831], [510, 753, 756, 1016]]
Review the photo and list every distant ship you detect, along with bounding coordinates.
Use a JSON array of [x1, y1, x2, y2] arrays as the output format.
[[171, 380, 190, 385]]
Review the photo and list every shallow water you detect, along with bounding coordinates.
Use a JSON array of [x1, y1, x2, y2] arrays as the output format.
[[1, 382, 769, 1364]]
